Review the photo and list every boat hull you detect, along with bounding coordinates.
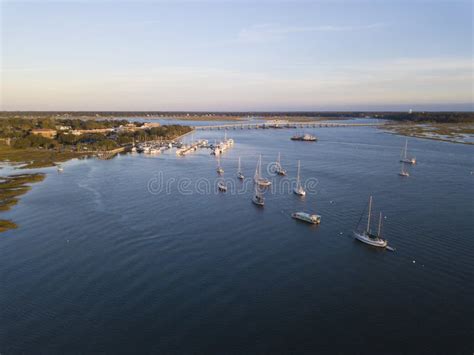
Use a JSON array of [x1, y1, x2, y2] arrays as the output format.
[[255, 179, 272, 187], [353, 231, 387, 248], [292, 212, 321, 224], [293, 188, 306, 196], [252, 196, 264, 206]]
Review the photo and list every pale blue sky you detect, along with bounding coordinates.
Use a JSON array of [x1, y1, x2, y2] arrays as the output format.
[[1, 0, 473, 111]]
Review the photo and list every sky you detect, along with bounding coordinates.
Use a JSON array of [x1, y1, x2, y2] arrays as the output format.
[[1, 0, 473, 111]]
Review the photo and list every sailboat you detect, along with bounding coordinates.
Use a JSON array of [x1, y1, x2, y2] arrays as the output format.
[[56, 164, 64, 172], [399, 162, 409, 177], [400, 138, 416, 164], [252, 184, 265, 206], [353, 196, 388, 248], [275, 152, 287, 176], [254, 155, 271, 187], [218, 179, 227, 192], [293, 160, 306, 196], [216, 155, 224, 175], [237, 157, 244, 180]]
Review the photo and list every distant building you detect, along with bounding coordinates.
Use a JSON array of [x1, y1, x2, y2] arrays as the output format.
[[56, 125, 72, 131], [31, 128, 57, 138], [142, 122, 161, 129], [116, 123, 139, 132], [0, 138, 12, 146], [408, 109, 413, 114]]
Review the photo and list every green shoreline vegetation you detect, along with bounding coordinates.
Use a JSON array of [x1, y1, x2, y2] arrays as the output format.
[[0, 116, 192, 232], [383, 123, 474, 145], [0, 117, 192, 168], [0, 173, 45, 233], [2, 111, 473, 122]]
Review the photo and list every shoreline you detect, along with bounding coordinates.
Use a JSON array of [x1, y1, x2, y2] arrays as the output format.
[[0, 173, 45, 233], [381, 123, 474, 145]]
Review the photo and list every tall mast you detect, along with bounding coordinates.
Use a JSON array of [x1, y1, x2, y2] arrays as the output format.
[[238, 157, 241, 173], [258, 155, 262, 178], [404, 139, 408, 159], [377, 212, 382, 236], [254, 156, 259, 180], [277, 152, 281, 167], [367, 196, 372, 233], [296, 160, 301, 187]]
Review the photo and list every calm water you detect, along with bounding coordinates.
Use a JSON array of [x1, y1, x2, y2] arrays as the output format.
[[1, 126, 473, 354]]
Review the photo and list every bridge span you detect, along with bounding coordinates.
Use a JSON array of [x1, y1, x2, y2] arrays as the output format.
[[193, 121, 384, 130]]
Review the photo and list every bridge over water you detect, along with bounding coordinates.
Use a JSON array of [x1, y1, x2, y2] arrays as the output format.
[[193, 121, 384, 130]]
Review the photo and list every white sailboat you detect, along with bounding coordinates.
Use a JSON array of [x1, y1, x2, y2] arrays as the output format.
[[276, 152, 287, 176], [399, 162, 409, 177], [254, 155, 271, 187], [216, 155, 224, 175], [353, 196, 388, 248], [218, 179, 227, 192], [400, 138, 416, 164], [237, 156, 244, 180], [293, 160, 306, 196], [252, 184, 265, 206]]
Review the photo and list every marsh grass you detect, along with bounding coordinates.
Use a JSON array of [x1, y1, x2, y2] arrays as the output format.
[[0, 173, 45, 233]]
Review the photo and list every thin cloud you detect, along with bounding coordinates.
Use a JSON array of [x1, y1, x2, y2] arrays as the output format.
[[237, 23, 386, 43]]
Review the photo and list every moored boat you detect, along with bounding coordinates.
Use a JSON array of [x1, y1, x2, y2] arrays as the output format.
[[353, 196, 388, 248], [254, 155, 272, 187], [400, 138, 416, 164], [292, 212, 321, 224], [293, 160, 306, 196], [216, 155, 224, 174], [237, 156, 244, 180], [291, 133, 317, 141], [276, 152, 287, 176], [252, 185, 265, 206], [218, 181, 227, 192], [399, 162, 409, 177]]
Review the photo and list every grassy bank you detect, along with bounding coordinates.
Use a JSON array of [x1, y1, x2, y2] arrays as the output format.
[[0, 146, 88, 168], [0, 173, 45, 233], [383, 123, 474, 145]]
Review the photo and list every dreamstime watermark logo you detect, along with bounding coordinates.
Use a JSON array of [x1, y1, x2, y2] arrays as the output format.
[[147, 161, 320, 196]]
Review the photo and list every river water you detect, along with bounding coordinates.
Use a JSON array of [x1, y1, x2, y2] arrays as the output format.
[[1, 125, 473, 353]]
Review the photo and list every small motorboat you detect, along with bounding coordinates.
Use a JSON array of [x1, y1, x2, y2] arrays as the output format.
[[292, 212, 321, 224]]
